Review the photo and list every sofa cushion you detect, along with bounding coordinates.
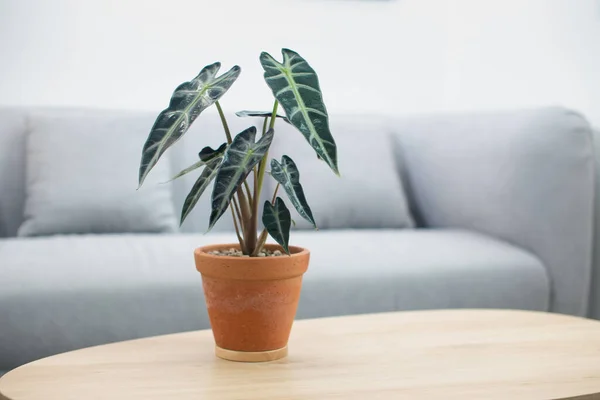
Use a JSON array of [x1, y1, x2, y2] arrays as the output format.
[[17, 109, 178, 236], [0, 108, 27, 238], [392, 107, 594, 316], [295, 229, 549, 318], [268, 115, 415, 229], [0, 229, 548, 370]]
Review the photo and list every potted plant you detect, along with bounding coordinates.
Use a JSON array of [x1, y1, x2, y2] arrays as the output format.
[[137, 48, 338, 362]]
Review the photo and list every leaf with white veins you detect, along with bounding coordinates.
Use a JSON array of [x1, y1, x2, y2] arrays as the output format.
[[166, 143, 227, 183], [260, 48, 338, 174], [208, 127, 274, 229], [270, 155, 316, 228], [180, 157, 222, 225], [199, 143, 227, 161], [235, 110, 290, 124], [262, 197, 291, 254], [138, 63, 240, 187]]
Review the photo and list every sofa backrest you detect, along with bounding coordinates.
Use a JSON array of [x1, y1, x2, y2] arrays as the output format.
[[0, 107, 245, 237], [392, 106, 596, 316], [0, 107, 415, 237], [0, 108, 27, 237], [590, 128, 600, 319], [266, 113, 415, 230]]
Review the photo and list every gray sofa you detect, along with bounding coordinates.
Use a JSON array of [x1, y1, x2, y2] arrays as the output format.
[[0, 106, 598, 374]]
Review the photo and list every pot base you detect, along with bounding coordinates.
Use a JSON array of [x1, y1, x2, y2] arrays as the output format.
[[215, 345, 288, 362]]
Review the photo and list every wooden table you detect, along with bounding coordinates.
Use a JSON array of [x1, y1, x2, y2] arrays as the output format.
[[1, 309, 600, 399]]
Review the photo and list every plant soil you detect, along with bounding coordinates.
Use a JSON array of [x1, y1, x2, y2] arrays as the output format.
[[207, 248, 284, 257]]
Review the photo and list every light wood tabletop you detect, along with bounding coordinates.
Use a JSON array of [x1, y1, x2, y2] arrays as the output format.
[[1, 309, 600, 399]]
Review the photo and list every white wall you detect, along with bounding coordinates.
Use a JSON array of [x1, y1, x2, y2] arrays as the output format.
[[0, 0, 599, 124], [443, 0, 600, 124]]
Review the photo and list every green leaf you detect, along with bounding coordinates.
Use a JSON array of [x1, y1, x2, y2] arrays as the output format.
[[262, 197, 291, 254], [166, 143, 227, 183], [165, 160, 204, 183], [209, 127, 275, 229], [270, 155, 316, 228], [180, 157, 223, 225], [199, 143, 227, 161], [260, 48, 338, 175], [138, 63, 241, 187], [235, 110, 290, 124]]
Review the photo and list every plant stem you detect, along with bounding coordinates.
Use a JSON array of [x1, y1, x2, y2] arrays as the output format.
[[215, 100, 252, 201], [252, 183, 280, 256], [255, 105, 278, 202], [253, 117, 268, 194], [215, 101, 232, 144], [215, 100, 253, 252], [252, 117, 268, 210], [243, 181, 253, 206], [250, 116, 267, 240], [269, 100, 279, 130], [248, 101, 279, 256], [271, 183, 280, 202], [232, 196, 244, 232], [253, 160, 259, 217], [230, 202, 246, 253], [262, 116, 268, 136], [256, 101, 278, 196], [238, 187, 254, 253], [236, 187, 250, 234]]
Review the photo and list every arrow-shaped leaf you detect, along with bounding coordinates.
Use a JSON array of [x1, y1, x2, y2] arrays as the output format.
[[235, 110, 290, 124], [166, 143, 227, 183], [180, 157, 223, 225], [138, 63, 241, 187], [199, 143, 227, 162], [166, 160, 204, 183], [209, 127, 274, 229], [262, 197, 291, 255], [260, 48, 338, 175], [271, 155, 316, 228]]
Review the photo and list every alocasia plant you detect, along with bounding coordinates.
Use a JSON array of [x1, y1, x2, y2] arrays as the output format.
[[138, 48, 338, 256]]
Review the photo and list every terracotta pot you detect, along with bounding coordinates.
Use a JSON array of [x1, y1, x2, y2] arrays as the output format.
[[194, 243, 310, 362]]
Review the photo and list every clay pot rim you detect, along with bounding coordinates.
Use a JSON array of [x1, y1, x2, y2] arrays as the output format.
[[194, 243, 309, 261], [194, 243, 311, 280]]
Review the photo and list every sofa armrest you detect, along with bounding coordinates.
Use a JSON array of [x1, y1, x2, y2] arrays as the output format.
[[393, 107, 595, 316], [590, 129, 600, 319]]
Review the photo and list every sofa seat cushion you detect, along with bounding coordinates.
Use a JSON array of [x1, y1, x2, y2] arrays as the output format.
[[294, 229, 549, 318], [0, 229, 549, 370]]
